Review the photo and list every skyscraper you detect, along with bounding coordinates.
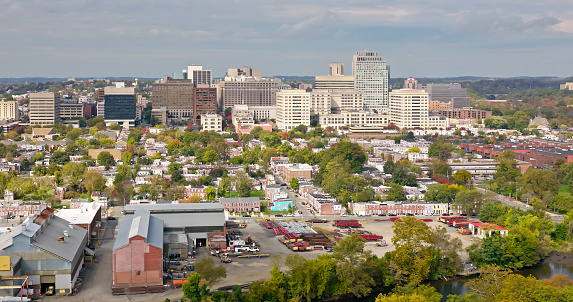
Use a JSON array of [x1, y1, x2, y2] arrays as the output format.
[[352, 51, 389, 113], [185, 65, 212, 86]]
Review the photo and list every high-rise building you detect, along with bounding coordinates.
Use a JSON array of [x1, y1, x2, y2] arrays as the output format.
[[185, 65, 212, 86], [60, 100, 85, 119], [29, 92, 60, 125], [0, 101, 19, 120], [389, 89, 447, 129], [419, 83, 469, 108], [104, 86, 137, 128], [193, 85, 217, 124], [276, 90, 311, 131], [329, 63, 344, 76], [352, 51, 389, 112], [152, 76, 194, 119], [310, 89, 363, 115], [404, 77, 418, 89]]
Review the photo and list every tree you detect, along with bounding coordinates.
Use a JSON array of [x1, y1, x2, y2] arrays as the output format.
[[84, 170, 106, 194], [114, 180, 134, 206], [97, 151, 116, 169], [376, 284, 442, 302], [194, 257, 227, 285], [453, 189, 484, 215], [66, 128, 82, 141], [205, 186, 216, 201], [289, 177, 299, 191], [428, 137, 454, 160], [428, 226, 462, 280], [518, 168, 559, 200], [232, 170, 253, 197], [465, 265, 511, 301], [332, 233, 377, 297], [203, 149, 219, 164], [385, 183, 406, 201], [390, 217, 434, 284], [168, 162, 183, 183], [484, 116, 508, 129], [182, 272, 208, 301], [61, 162, 87, 191], [50, 150, 70, 166], [453, 170, 471, 185]]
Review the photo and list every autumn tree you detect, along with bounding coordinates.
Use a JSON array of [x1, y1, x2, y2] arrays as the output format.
[[453, 170, 471, 185], [332, 233, 377, 297], [83, 170, 106, 194], [194, 257, 226, 285]]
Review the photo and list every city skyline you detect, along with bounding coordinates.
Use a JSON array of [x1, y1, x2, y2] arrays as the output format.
[[1, 0, 573, 78]]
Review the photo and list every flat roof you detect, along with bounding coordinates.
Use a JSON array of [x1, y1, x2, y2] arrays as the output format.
[[124, 203, 224, 214]]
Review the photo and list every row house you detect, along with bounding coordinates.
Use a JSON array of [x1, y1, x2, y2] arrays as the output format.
[[0, 201, 47, 217], [219, 197, 261, 213], [348, 201, 449, 216], [184, 186, 207, 198], [270, 157, 290, 172]]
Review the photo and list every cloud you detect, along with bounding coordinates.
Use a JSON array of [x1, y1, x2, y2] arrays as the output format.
[[277, 10, 335, 37], [105, 27, 127, 36], [551, 19, 573, 33], [451, 10, 560, 35]]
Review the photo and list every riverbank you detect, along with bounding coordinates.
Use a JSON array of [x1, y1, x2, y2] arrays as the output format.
[[542, 250, 573, 265]]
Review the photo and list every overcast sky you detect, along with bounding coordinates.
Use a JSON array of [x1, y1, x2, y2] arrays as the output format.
[[1, 0, 572, 78]]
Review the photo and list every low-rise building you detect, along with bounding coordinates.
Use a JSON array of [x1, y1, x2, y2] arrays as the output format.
[[55, 202, 101, 245], [219, 197, 261, 213], [0, 207, 88, 295], [201, 114, 222, 132]]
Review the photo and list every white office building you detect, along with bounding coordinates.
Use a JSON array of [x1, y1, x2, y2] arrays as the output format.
[[389, 89, 448, 129], [276, 90, 311, 131], [352, 51, 389, 113]]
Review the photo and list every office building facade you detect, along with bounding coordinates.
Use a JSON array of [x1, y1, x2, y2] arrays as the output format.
[[0, 101, 19, 120], [219, 78, 278, 109], [29, 92, 60, 125], [390, 89, 447, 129], [104, 86, 137, 128], [352, 51, 389, 112], [193, 85, 217, 124], [419, 83, 469, 108], [276, 90, 311, 131], [152, 76, 194, 119], [185, 65, 212, 85]]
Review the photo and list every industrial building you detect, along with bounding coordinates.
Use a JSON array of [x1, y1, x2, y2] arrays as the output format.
[[0, 207, 88, 295], [112, 209, 164, 290]]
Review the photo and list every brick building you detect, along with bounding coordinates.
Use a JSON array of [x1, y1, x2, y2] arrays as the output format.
[[219, 197, 261, 213], [193, 85, 217, 124], [112, 209, 164, 290], [437, 108, 492, 120]]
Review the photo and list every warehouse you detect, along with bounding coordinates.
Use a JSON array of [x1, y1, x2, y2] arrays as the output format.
[[122, 203, 226, 248]]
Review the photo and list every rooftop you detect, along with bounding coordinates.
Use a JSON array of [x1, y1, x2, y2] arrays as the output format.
[[113, 209, 163, 251]]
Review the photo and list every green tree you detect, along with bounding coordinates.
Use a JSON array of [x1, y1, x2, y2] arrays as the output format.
[[428, 137, 455, 161], [385, 183, 407, 201], [194, 257, 227, 285], [465, 265, 510, 301], [168, 162, 183, 183], [289, 177, 299, 191], [391, 217, 434, 284], [61, 162, 87, 191], [453, 189, 484, 215], [66, 128, 82, 141], [205, 186, 216, 202], [332, 233, 377, 297], [203, 149, 219, 164], [519, 168, 559, 200], [97, 151, 116, 169], [453, 170, 471, 185], [83, 170, 106, 194], [232, 170, 253, 197], [50, 150, 70, 166]]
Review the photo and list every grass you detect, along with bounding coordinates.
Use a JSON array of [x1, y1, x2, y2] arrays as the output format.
[[558, 184, 571, 197]]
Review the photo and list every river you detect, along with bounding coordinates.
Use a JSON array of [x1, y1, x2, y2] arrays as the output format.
[[334, 257, 573, 302]]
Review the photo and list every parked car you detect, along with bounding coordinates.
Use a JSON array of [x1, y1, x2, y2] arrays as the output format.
[[248, 247, 260, 252], [275, 214, 283, 217], [341, 213, 347, 217], [377, 213, 386, 216], [242, 214, 251, 217], [107, 216, 116, 220]]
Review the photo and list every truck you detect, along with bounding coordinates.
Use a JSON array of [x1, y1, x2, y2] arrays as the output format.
[[46, 286, 54, 296], [220, 253, 232, 263]]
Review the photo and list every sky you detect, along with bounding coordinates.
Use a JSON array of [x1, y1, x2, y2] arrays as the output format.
[[1, 0, 573, 79]]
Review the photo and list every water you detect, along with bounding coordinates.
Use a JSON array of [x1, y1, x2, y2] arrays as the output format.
[[430, 261, 573, 301], [334, 260, 573, 302]]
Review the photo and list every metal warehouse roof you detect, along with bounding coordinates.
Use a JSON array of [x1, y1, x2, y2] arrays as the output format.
[[113, 209, 164, 251]]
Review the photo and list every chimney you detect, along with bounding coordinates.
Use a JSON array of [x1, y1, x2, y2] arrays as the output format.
[[69, 224, 74, 229], [59, 236, 65, 243]]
